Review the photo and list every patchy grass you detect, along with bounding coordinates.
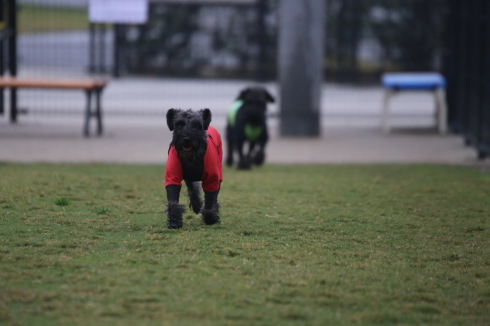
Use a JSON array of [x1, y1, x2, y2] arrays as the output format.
[[54, 197, 70, 207], [0, 163, 489, 325], [18, 5, 88, 34]]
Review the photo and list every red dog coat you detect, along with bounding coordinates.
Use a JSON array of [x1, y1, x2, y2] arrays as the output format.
[[165, 125, 223, 192]]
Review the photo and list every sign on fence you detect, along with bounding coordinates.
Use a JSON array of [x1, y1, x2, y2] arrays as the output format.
[[89, 0, 148, 24]]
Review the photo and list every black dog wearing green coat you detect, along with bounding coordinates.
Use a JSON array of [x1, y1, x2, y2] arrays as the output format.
[[225, 87, 275, 170]]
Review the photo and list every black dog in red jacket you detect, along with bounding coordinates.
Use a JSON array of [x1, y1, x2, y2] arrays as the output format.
[[165, 108, 223, 229], [225, 87, 275, 170]]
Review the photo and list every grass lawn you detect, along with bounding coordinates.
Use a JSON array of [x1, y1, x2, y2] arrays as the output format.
[[18, 5, 88, 34], [0, 163, 489, 325]]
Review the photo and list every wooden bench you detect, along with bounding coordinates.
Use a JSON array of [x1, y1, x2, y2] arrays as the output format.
[[381, 72, 447, 134], [0, 77, 108, 136]]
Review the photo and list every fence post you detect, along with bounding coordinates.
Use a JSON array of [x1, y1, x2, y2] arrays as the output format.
[[255, 0, 267, 82], [278, 0, 325, 137], [89, 23, 95, 73], [0, 0, 4, 116], [113, 24, 121, 78], [7, 0, 16, 123]]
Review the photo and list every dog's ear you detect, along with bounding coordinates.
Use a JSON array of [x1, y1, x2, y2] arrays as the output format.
[[200, 108, 212, 130], [237, 88, 250, 101], [265, 90, 275, 103], [166, 108, 178, 131]]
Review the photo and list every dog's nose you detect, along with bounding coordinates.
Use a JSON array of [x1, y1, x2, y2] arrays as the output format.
[[183, 137, 190, 142]]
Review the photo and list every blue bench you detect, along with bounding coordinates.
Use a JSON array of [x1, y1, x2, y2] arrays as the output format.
[[381, 72, 447, 134]]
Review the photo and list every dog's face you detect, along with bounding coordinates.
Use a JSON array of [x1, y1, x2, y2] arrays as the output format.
[[166, 108, 212, 160], [237, 87, 275, 105], [237, 87, 275, 125]]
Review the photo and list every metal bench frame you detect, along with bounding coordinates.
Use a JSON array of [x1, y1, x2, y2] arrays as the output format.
[[381, 73, 447, 134], [0, 77, 108, 137]]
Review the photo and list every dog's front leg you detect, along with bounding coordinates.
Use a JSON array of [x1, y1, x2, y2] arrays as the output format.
[[201, 189, 220, 225], [236, 134, 252, 170], [253, 127, 268, 166], [185, 180, 203, 214], [166, 184, 185, 229], [225, 124, 234, 167], [253, 140, 266, 166]]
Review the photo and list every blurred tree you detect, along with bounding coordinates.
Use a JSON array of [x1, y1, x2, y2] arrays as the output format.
[[334, 0, 367, 81], [211, 0, 277, 80], [127, 4, 200, 75], [368, 0, 447, 71]]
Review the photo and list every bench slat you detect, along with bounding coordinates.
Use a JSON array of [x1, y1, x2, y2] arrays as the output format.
[[382, 73, 445, 90], [0, 77, 107, 90]]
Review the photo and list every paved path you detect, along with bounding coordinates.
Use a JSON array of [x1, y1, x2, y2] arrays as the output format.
[[0, 78, 483, 166]]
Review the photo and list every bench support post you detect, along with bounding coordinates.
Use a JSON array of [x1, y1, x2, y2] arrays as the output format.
[[95, 89, 103, 135], [9, 88, 17, 123], [382, 90, 393, 134], [382, 88, 447, 135], [435, 88, 447, 134], [84, 90, 92, 137]]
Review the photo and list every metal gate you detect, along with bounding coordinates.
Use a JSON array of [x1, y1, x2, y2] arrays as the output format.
[[444, 0, 490, 159]]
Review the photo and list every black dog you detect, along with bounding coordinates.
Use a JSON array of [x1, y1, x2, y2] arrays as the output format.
[[225, 87, 275, 170], [165, 108, 223, 229]]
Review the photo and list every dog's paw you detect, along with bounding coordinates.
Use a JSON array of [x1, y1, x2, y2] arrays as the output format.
[[201, 205, 220, 225], [166, 202, 185, 229], [237, 157, 252, 170], [187, 182, 203, 214], [252, 151, 265, 166], [189, 202, 202, 215], [225, 156, 234, 167]]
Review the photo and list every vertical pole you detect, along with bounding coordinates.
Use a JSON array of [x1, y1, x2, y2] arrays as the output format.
[[84, 90, 92, 137], [95, 89, 102, 135], [99, 23, 105, 73], [89, 23, 95, 73], [278, 0, 325, 137], [0, 0, 5, 116], [381, 90, 392, 134], [255, 0, 266, 82], [113, 24, 120, 78], [7, 0, 16, 123]]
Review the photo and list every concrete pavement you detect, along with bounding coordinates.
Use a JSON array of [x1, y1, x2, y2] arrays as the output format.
[[0, 77, 482, 165]]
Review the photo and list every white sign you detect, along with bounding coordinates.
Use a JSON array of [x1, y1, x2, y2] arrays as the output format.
[[89, 0, 148, 24]]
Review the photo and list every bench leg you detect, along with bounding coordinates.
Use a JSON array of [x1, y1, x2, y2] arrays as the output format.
[[435, 88, 447, 134], [84, 90, 92, 137], [10, 88, 18, 123], [382, 89, 393, 134], [95, 89, 103, 136]]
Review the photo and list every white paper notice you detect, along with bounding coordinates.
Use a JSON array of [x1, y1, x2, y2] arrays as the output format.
[[89, 0, 148, 24]]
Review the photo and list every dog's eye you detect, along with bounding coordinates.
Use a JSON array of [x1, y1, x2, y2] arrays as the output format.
[[193, 122, 203, 129], [175, 121, 185, 128]]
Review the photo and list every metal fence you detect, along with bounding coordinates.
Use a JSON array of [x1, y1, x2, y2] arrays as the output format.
[[444, 0, 490, 159], [113, 0, 448, 83], [9, 0, 450, 82], [3, 0, 489, 157]]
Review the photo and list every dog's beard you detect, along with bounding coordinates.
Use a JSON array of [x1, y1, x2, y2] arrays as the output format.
[[174, 135, 207, 161]]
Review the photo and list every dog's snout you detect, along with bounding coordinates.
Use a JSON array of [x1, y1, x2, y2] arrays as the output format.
[[183, 136, 190, 142]]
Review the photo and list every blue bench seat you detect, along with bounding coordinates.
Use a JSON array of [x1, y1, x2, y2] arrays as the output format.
[[381, 72, 447, 134]]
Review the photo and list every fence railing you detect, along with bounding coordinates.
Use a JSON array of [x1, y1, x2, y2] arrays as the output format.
[[444, 0, 490, 159], [11, 0, 450, 83], [3, 0, 489, 158]]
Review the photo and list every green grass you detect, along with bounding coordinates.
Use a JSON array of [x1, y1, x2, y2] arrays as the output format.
[[18, 5, 88, 34], [0, 163, 489, 325]]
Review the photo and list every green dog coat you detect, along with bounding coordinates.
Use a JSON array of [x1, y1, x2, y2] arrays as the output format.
[[228, 100, 263, 142]]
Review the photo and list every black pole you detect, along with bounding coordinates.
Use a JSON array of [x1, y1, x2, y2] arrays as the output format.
[[113, 23, 120, 78], [99, 23, 105, 73], [255, 0, 266, 82], [278, 0, 324, 137], [0, 0, 5, 116], [89, 23, 95, 73], [7, 0, 16, 123]]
